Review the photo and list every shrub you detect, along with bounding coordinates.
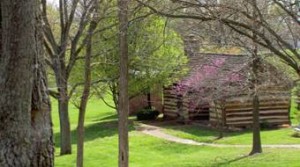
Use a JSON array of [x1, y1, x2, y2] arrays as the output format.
[[136, 107, 160, 121], [260, 121, 273, 129], [292, 131, 300, 138]]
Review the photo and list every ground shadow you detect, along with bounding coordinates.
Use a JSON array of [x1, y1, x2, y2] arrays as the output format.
[[54, 117, 134, 147], [92, 114, 118, 122], [210, 155, 250, 167], [146, 120, 252, 143]]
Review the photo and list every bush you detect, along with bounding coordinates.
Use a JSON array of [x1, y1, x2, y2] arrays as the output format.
[[136, 107, 160, 121], [292, 132, 300, 138], [260, 121, 274, 129]]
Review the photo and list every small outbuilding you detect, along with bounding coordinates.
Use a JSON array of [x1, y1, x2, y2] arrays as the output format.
[[163, 53, 293, 128]]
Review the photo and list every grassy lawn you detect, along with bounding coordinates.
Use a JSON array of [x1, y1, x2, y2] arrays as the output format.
[[161, 92, 300, 145], [161, 125, 300, 145], [53, 98, 300, 167]]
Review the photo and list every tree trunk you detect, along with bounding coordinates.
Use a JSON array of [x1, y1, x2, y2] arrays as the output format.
[[147, 92, 152, 109], [110, 82, 119, 112], [0, 0, 54, 166], [250, 94, 262, 155], [76, 3, 98, 166], [31, 71, 54, 167], [30, 4, 54, 166], [118, 0, 130, 166], [58, 92, 71, 155], [55, 71, 72, 155], [215, 101, 225, 139], [249, 0, 262, 155]]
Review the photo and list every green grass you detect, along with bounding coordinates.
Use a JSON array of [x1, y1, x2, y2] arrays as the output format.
[[291, 92, 300, 125], [53, 98, 300, 167], [161, 91, 300, 145], [161, 125, 300, 145]]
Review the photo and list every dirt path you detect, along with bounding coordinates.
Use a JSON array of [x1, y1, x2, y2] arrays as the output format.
[[135, 123, 300, 149]]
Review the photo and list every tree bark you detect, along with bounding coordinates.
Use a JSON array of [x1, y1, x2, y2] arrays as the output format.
[[76, 2, 98, 166], [249, 0, 262, 155], [250, 93, 262, 155], [118, 0, 130, 166], [58, 96, 72, 155], [249, 48, 262, 155], [0, 0, 54, 166], [54, 70, 72, 155], [31, 70, 54, 167]]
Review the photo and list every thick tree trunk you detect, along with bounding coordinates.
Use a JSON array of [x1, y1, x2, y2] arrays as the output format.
[[31, 94, 54, 167], [118, 0, 130, 166], [0, 0, 54, 166], [0, 1, 34, 165], [30, 4, 54, 166]]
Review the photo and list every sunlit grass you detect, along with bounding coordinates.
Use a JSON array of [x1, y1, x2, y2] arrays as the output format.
[[162, 125, 300, 145], [53, 97, 300, 167]]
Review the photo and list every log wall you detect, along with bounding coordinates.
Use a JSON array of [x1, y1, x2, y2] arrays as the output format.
[[163, 87, 179, 119], [210, 92, 291, 127], [163, 87, 209, 121]]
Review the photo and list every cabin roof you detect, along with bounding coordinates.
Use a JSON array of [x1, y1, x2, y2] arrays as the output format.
[[174, 53, 293, 99]]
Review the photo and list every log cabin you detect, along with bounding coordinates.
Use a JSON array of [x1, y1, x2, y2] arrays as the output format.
[[163, 53, 293, 128]]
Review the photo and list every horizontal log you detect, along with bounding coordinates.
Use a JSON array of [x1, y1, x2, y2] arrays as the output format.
[[208, 105, 224, 110], [163, 95, 178, 99], [163, 112, 178, 116], [225, 95, 289, 100], [209, 119, 222, 123], [226, 115, 288, 122], [189, 110, 209, 113], [224, 102, 289, 108], [164, 107, 189, 112], [163, 90, 174, 94], [226, 119, 289, 125], [164, 106, 178, 112], [226, 119, 289, 124], [189, 113, 209, 117], [216, 99, 289, 105], [163, 98, 189, 103], [225, 100, 290, 105], [163, 109, 177, 113], [164, 106, 177, 109], [189, 110, 210, 113], [210, 110, 223, 114], [225, 106, 289, 112], [225, 97, 290, 103], [226, 119, 290, 125], [226, 110, 288, 117], [210, 112, 224, 118], [210, 117, 222, 120], [164, 103, 188, 107], [163, 103, 177, 107]]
